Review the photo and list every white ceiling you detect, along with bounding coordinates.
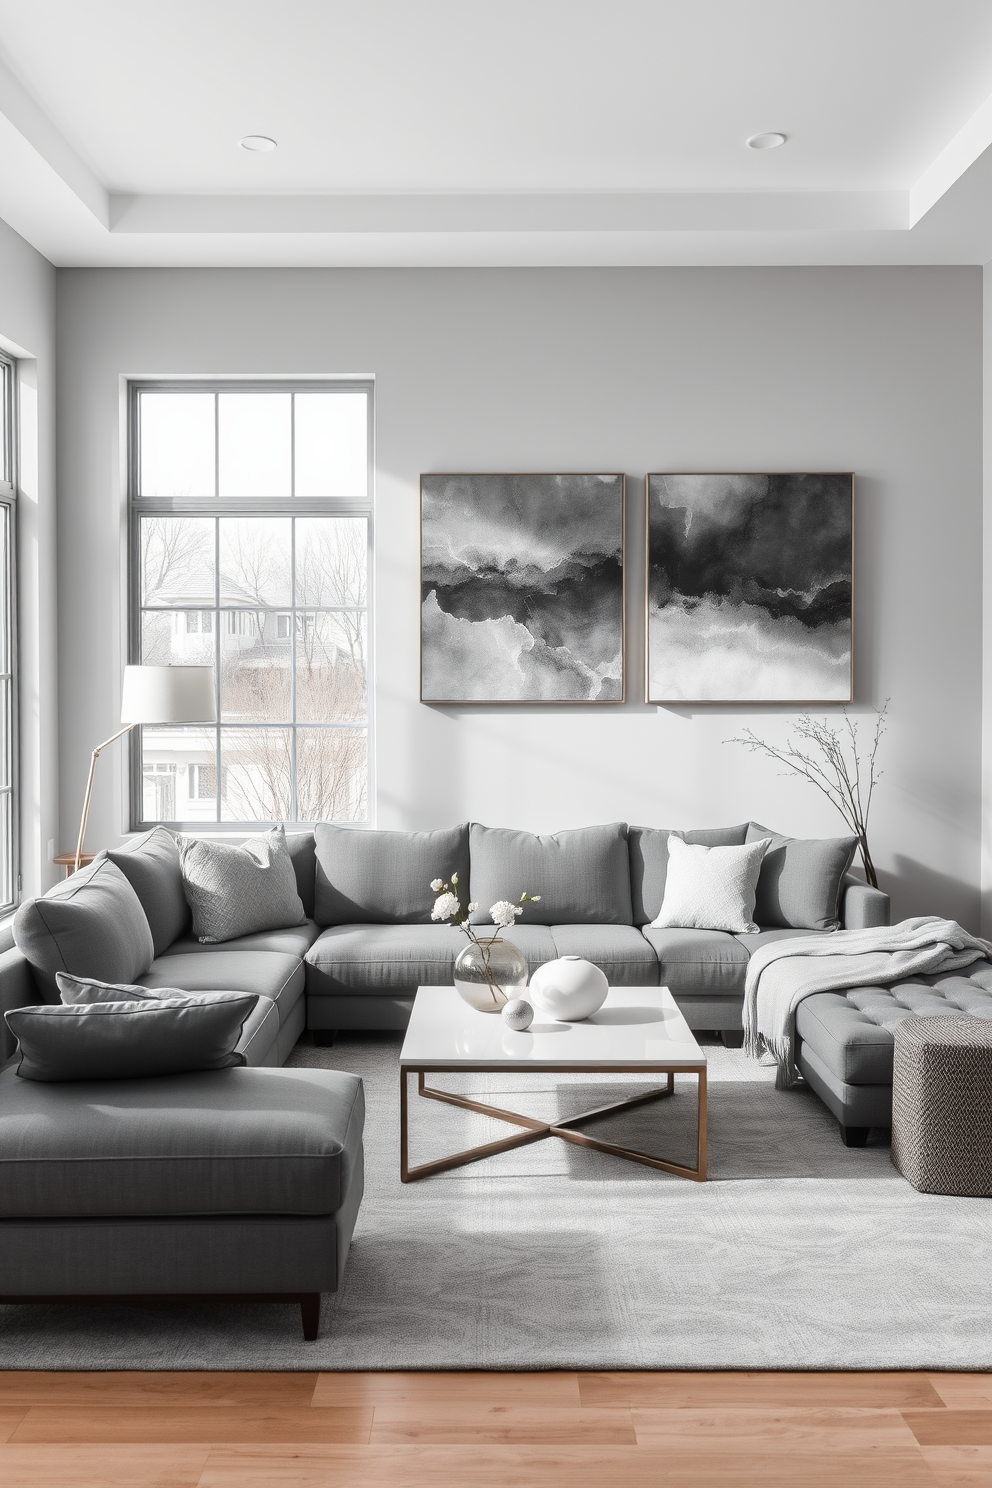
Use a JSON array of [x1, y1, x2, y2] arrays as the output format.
[[2, 0, 992, 267]]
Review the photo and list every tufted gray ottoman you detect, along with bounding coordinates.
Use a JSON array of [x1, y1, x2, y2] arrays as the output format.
[[794, 964, 992, 1147], [890, 1015, 992, 1195]]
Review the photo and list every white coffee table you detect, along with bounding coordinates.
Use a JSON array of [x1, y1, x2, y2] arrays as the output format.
[[399, 985, 707, 1183]]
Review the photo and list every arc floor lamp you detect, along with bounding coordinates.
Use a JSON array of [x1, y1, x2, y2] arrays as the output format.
[[74, 665, 217, 871]]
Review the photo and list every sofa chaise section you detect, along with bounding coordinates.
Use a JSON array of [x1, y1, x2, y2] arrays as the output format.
[[0, 1063, 365, 1339]]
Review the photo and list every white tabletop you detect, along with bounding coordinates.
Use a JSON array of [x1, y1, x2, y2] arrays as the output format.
[[400, 986, 706, 1070]]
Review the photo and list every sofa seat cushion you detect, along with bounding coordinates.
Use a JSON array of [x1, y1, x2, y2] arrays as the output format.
[[306, 924, 471, 995], [550, 925, 659, 986], [0, 1064, 364, 1220], [137, 950, 304, 1026], [162, 920, 322, 960], [640, 926, 749, 996], [796, 971, 992, 1087]]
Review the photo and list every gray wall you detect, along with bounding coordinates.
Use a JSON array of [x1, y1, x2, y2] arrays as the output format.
[[0, 216, 58, 898], [55, 266, 983, 926]]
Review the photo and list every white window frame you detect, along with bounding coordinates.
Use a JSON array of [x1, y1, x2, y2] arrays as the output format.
[[0, 351, 17, 910], [127, 378, 374, 831]]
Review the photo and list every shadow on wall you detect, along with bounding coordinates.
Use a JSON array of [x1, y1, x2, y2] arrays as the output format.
[[884, 856, 981, 935]]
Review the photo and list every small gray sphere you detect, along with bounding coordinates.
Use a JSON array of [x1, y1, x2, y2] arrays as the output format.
[[502, 998, 534, 1031]]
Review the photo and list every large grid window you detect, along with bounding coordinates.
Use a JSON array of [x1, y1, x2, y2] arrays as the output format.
[[0, 354, 15, 906], [129, 383, 372, 828]]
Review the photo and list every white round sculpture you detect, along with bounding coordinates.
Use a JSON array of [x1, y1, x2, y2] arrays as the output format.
[[502, 998, 534, 1031], [528, 956, 608, 1022]]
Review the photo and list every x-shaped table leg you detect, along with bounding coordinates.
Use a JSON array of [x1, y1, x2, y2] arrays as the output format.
[[400, 1067, 707, 1182]]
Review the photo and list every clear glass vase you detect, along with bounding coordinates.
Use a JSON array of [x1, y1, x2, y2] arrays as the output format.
[[453, 936, 529, 1013]]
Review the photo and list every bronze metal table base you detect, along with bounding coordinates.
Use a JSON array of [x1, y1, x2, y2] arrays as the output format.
[[400, 1064, 707, 1183]]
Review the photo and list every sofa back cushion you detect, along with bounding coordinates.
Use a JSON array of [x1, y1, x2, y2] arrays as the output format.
[[746, 822, 858, 931], [629, 824, 749, 926], [469, 822, 632, 926], [107, 826, 190, 956], [13, 856, 155, 1001], [314, 823, 470, 926], [285, 832, 317, 919], [178, 826, 307, 944]]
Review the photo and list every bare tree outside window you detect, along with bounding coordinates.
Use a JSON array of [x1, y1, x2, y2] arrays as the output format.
[[130, 383, 372, 827]]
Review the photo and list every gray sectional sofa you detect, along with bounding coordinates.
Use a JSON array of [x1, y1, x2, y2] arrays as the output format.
[[0, 817, 891, 1065]]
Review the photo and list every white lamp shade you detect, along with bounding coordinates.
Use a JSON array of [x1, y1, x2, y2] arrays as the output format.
[[120, 665, 217, 725]]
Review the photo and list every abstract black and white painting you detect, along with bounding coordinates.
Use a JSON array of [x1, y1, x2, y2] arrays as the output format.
[[421, 473, 625, 702], [646, 473, 852, 702]]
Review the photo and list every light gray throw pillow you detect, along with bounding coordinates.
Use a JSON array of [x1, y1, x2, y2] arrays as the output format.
[[13, 857, 155, 1002], [5, 995, 257, 1082], [652, 837, 769, 933], [178, 825, 307, 944], [55, 971, 255, 1008], [746, 822, 859, 931], [107, 826, 190, 956], [314, 822, 470, 926]]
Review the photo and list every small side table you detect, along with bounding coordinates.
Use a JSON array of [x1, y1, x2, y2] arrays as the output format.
[[53, 852, 96, 878]]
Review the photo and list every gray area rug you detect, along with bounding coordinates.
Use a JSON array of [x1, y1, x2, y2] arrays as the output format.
[[2, 1031, 991, 1371]]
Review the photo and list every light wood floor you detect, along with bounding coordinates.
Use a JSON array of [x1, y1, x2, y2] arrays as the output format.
[[1, 1370, 991, 1486]]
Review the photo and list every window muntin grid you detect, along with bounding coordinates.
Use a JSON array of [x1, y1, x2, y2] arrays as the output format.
[[128, 382, 373, 830]]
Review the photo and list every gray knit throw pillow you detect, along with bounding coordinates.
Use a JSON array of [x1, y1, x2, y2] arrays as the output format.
[[177, 825, 307, 944]]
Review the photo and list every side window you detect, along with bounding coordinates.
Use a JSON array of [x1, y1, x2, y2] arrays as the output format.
[[130, 382, 372, 828]]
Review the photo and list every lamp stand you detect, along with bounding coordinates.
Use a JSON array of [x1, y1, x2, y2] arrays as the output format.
[[74, 724, 135, 872]]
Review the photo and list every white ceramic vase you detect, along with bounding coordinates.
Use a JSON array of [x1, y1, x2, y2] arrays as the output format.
[[528, 955, 608, 1021]]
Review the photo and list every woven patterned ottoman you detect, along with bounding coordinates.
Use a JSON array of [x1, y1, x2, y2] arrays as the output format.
[[891, 1015, 992, 1196]]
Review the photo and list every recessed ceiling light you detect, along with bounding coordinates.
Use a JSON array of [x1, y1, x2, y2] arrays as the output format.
[[239, 135, 277, 152], [747, 132, 786, 150]]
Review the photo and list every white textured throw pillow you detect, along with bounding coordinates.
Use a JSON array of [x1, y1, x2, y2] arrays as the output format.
[[651, 836, 769, 933], [177, 825, 307, 944]]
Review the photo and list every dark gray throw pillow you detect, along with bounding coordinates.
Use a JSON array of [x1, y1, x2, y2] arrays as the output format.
[[314, 822, 470, 926], [628, 824, 750, 926], [469, 822, 632, 926], [107, 826, 190, 956], [13, 857, 155, 1002], [178, 825, 307, 944], [5, 994, 257, 1082], [745, 822, 859, 931]]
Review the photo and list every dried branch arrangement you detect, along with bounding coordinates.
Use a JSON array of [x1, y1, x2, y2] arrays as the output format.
[[725, 704, 888, 888]]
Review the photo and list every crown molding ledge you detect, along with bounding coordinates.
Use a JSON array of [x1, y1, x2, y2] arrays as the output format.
[[108, 191, 908, 236]]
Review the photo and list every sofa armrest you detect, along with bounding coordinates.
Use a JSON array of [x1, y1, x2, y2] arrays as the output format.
[[840, 873, 890, 931], [0, 946, 41, 1062]]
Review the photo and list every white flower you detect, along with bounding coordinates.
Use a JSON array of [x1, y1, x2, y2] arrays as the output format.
[[431, 892, 461, 922], [490, 899, 523, 929], [430, 878, 444, 893], [451, 872, 459, 886], [468, 902, 479, 913]]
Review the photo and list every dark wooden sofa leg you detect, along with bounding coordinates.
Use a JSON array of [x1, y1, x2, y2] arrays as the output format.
[[313, 1030, 336, 1047], [839, 1123, 870, 1148], [720, 1030, 744, 1048], [300, 1293, 321, 1340]]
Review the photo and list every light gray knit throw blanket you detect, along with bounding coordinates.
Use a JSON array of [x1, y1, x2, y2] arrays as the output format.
[[743, 916, 992, 1089]]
